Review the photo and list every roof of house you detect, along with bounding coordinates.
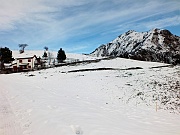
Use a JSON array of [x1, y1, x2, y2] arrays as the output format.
[[16, 55, 36, 59], [13, 51, 39, 59]]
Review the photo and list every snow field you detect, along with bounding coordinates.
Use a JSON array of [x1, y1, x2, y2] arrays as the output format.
[[0, 53, 180, 135]]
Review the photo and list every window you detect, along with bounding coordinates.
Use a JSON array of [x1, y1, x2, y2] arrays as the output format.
[[28, 59, 31, 62], [19, 59, 22, 63]]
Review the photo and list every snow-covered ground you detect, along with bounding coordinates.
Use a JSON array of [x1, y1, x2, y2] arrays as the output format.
[[0, 51, 180, 135]]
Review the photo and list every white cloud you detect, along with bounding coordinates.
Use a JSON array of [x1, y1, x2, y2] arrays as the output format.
[[113, 18, 179, 36], [0, 0, 179, 32], [144, 16, 180, 29], [0, 0, 179, 52]]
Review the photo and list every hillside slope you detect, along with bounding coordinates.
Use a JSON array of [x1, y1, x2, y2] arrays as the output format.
[[0, 55, 179, 135]]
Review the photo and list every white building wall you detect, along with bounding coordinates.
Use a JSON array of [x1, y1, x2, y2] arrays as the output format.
[[16, 57, 36, 70]]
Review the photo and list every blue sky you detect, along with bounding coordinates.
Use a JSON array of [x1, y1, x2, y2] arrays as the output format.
[[0, 0, 179, 53]]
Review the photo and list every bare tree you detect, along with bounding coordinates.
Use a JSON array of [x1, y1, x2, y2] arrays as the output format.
[[44, 46, 48, 51], [48, 52, 54, 65], [19, 44, 28, 53]]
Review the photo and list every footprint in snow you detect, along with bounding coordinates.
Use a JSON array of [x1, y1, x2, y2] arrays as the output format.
[[70, 125, 83, 135]]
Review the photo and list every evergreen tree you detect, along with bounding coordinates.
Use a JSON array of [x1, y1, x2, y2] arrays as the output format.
[[0, 47, 14, 70], [57, 48, 66, 63], [0, 47, 14, 63]]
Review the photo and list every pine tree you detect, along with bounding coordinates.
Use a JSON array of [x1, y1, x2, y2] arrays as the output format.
[[0, 47, 14, 63], [57, 48, 66, 63], [0, 47, 14, 70]]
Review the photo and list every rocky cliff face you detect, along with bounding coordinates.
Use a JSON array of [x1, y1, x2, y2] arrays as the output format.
[[91, 29, 180, 64]]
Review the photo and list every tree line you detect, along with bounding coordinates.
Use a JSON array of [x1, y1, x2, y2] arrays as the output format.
[[0, 46, 67, 70], [42, 47, 66, 63]]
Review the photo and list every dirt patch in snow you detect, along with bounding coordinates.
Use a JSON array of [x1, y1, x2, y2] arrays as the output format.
[[67, 67, 143, 73]]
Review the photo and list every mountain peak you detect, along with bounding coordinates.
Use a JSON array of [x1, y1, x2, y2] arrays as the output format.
[[126, 30, 136, 34], [91, 29, 180, 64], [150, 28, 160, 32]]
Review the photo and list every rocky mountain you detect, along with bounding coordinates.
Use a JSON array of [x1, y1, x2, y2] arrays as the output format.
[[90, 28, 180, 64]]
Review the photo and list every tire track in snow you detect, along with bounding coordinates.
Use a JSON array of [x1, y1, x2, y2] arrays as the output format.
[[0, 90, 22, 135]]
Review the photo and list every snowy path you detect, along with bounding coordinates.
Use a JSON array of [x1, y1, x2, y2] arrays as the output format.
[[0, 88, 22, 135]]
